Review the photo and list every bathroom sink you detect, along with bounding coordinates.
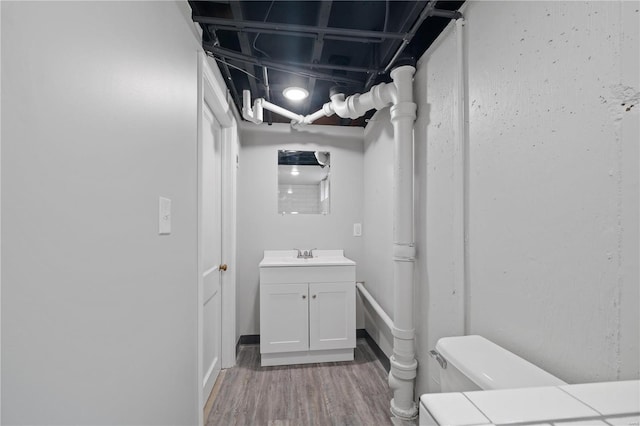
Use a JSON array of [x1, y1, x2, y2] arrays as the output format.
[[259, 250, 355, 267]]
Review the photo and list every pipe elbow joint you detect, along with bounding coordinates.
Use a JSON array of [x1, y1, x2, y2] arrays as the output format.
[[388, 371, 401, 391], [347, 93, 376, 119], [388, 368, 418, 420], [371, 83, 397, 108], [242, 90, 263, 124], [332, 93, 374, 119], [390, 102, 417, 123], [322, 102, 335, 117], [242, 108, 262, 125], [330, 93, 350, 118], [345, 95, 360, 119]]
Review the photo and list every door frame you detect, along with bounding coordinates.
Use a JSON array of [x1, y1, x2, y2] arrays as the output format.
[[196, 52, 237, 423]]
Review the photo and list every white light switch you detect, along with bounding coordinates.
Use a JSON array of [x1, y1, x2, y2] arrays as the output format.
[[159, 197, 171, 235], [353, 223, 362, 237]]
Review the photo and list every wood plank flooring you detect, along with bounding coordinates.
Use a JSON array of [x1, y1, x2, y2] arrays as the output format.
[[206, 338, 393, 426]]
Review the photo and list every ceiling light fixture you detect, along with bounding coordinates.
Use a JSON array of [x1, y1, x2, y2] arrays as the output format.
[[283, 87, 308, 101]]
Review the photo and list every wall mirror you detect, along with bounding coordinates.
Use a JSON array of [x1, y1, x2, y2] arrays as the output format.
[[278, 150, 330, 215]]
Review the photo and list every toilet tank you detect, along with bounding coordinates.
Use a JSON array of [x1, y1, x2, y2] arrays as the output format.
[[435, 335, 567, 392]]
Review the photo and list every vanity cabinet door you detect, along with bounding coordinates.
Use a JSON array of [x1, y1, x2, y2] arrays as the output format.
[[260, 283, 309, 354], [308, 282, 356, 351]]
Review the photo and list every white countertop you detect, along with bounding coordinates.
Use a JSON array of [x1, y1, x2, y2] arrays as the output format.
[[259, 250, 356, 267]]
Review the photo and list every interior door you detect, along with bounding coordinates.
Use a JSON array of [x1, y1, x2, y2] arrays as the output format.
[[201, 100, 222, 405]]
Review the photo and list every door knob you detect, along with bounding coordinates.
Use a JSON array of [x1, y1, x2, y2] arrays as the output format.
[[312, 295, 317, 299], [219, 264, 228, 271], [302, 294, 307, 299]]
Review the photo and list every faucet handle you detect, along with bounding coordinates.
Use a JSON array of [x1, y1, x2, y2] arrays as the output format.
[[309, 248, 317, 258], [294, 248, 302, 258]]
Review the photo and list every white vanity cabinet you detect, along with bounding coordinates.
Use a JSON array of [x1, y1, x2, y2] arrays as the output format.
[[260, 282, 309, 354], [259, 250, 356, 367]]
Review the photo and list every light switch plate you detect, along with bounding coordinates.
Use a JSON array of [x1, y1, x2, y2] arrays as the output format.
[[353, 223, 362, 237], [159, 197, 171, 235]]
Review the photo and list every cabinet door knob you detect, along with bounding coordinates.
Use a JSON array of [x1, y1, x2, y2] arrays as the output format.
[[312, 295, 317, 299], [302, 294, 307, 299]]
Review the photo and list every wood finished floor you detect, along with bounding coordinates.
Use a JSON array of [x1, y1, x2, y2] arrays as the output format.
[[206, 338, 394, 426]]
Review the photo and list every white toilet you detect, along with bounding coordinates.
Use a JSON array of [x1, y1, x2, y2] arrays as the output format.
[[431, 335, 566, 392], [420, 335, 640, 425], [420, 335, 567, 425]]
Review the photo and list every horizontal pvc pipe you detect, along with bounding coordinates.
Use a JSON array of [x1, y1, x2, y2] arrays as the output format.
[[297, 81, 396, 125], [304, 107, 331, 124], [356, 282, 394, 331], [260, 99, 305, 123]]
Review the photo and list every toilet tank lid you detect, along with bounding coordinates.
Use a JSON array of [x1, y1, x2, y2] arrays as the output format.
[[435, 335, 567, 390]]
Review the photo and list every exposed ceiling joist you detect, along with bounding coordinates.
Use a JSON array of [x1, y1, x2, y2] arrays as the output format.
[[193, 15, 407, 42], [384, 1, 438, 72], [205, 44, 363, 85], [190, 1, 241, 108], [229, 2, 260, 100], [302, 1, 333, 115], [191, 0, 465, 126], [365, 0, 446, 89]]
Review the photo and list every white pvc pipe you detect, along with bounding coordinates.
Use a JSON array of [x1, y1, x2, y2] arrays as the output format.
[[243, 79, 398, 126], [304, 107, 332, 124], [243, 90, 305, 124], [298, 81, 397, 125], [356, 282, 393, 331], [388, 65, 418, 420], [260, 99, 305, 123], [242, 90, 261, 124]]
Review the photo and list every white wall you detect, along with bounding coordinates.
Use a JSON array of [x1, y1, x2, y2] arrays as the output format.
[[362, 109, 395, 356], [414, 18, 467, 395], [463, 0, 639, 386], [237, 122, 364, 337], [363, 0, 639, 398], [1, 2, 222, 424]]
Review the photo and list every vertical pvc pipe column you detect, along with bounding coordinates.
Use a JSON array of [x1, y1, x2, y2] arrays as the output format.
[[388, 65, 418, 420]]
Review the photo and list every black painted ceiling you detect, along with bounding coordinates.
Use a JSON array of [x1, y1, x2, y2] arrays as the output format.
[[189, 1, 464, 126]]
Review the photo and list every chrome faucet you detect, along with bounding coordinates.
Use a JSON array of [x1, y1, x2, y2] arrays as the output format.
[[294, 248, 316, 259]]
